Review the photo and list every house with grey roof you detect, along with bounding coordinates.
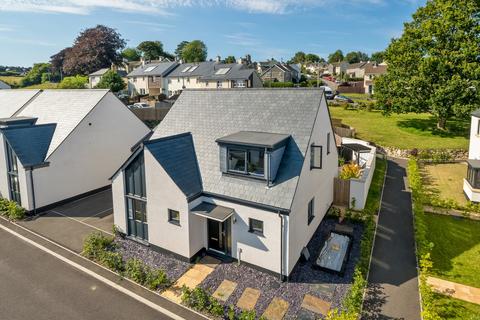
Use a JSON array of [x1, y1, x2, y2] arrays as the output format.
[[111, 88, 338, 277], [464, 109, 480, 202], [127, 62, 179, 97], [166, 62, 261, 96], [0, 89, 150, 213], [0, 80, 11, 90], [88, 68, 128, 89], [259, 61, 301, 83]]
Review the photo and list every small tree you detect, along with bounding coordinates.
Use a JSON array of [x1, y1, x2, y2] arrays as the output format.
[[175, 41, 189, 58], [328, 50, 344, 63], [95, 70, 125, 92], [58, 75, 88, 89], [121, 47, 141, 62], [181, 40, 207, 63], [224, 55, 236, 63], [137, 41, 164, 60], [20, 63, 51, 87]]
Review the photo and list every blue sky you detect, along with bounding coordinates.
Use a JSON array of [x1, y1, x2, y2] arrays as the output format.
[[0, 0, 425, 67]]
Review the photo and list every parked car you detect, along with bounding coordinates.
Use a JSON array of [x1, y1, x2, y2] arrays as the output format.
[[320, 86, 335, 100], [334, 95, 354, 103], [129, 102, 150, 109]]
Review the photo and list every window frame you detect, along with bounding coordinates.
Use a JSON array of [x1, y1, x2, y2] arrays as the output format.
[[327, 132, 331, 155], [248, 218, 264, 235], [6, 142, 21, 205], [168, 209, 180, 225], [477, 119, 480, 135], [310, 144, 323, 170], [307, 198, 315, 225], [226, 146, 265, 178]]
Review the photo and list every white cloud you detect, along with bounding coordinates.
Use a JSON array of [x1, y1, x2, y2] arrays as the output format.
[[0, 0, 393, 15]]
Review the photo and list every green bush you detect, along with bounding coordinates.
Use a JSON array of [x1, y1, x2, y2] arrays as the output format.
[[0, 198, 26, 220], [125, 258, 148, 284], [238, 310, 256, 320], [99, 251, 124, 272], [144, 268, 170, 290], [82, 232, 115, 261], [263, 81, 294, 88], [181, 286, 225, 316]]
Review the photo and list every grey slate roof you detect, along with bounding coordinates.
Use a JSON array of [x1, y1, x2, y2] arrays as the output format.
[[167, 61, 216, 77], [89, 68, 110, 76], [127, 62, 178, 77], [472, 109, 480, 118], [151, 88, 325, 210], [2, 123, 56, 167], [167, 62, 255, 81], [145, 132, 202, 198], [216, 131, 290, 149], [0, 80, 11, 89], [0, 89, 40, 118], [190, 202, 234, 222]]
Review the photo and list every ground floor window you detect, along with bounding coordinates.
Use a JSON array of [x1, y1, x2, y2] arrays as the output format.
[[6, 142, 21, 205], [467, 164, 480, 189], [168, 209, 180, 225], [308, 198, 315, 225], [249, 218, 264, 235]]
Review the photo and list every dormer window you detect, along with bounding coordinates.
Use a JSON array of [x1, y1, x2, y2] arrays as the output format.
[[217, 131, 290, 183]]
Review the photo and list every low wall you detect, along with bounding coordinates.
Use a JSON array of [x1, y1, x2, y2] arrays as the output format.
[[379, 146, 468, 160]]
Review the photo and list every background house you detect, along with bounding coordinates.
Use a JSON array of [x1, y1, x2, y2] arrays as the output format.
[[0, 89, 150, 213], [464, 109, 480, 202], [328, 62, 349, 76], [127, 61, 179, 97], [111, 88, 338, 278], [363, 63, 387, 94], [345, 62, 368, 79], [259, 61, 301, 83]]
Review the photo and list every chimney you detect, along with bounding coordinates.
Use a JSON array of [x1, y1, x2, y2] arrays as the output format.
[[140, 56, 145, 66], [215, 55, 221, 63], [237, 58, 243, 64]]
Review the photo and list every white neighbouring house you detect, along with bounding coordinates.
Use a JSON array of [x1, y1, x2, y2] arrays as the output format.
[[0, 80, 11, 90], [0, 89, 150, 213], [111, 88, 338, 278], [464, 109, 480, 202], [127, 62, 179, 97]]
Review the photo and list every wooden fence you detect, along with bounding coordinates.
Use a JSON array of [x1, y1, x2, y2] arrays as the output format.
[[337, 81, 365, 94], [132, 107, 171, 122], [333, 177, 350, 207], [334, 126, 356, 138]]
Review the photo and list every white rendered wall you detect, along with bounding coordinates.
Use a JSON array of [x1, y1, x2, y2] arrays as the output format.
[[286, 96, 339, 275], [31, 93, 150, 209], [468, 116, 480, 159], [0, 134, 10, 200], [464, 179, 480, 202], [112, 170, 127, 232]]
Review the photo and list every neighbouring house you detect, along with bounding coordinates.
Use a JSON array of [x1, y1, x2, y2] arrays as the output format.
[[464, 110, 480, 202], [0, 80, 11, 89], [305, 62, 329, 76], [259, 61, 301, 83], [111, 88, 338, 278], [166, 62, 261, 96], [363, 63, 387, 94], [328, 62, 349, 76], [345, 62, 368, 79], [0, 89, 150, 213], [88, 68, 128, 89], [127, 62, 179, 97]]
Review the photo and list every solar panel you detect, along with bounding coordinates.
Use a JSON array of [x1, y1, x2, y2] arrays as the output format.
[[188, 66, 198, 72], [144, 66, 157, 72], [215, 68, 230, 75]]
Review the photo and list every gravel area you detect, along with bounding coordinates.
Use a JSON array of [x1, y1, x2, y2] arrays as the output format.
[[115, 237, 192, 282], [200, 218, 363, 319]]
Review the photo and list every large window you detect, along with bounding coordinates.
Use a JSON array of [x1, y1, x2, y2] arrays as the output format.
[[249, 218, 264, 235], [467, 165, 480, 189], [125, 153, 148, 240], [6, 142, 20, 204], [227, 148, 265, 177], [310, 144, 322, 169]]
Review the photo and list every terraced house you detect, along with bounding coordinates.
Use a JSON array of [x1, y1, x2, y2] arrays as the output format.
[[0, 89, 150, 213], [111, 88, 338, 278]]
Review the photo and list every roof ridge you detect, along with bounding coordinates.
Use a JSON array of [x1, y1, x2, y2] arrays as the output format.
[[181, 87, 325, 92]]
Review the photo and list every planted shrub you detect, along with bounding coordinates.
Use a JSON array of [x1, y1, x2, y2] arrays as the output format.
[[99, 251, 124, 272], [238, 310, 257, 320], [339, 163, 361, 180], [82, 232, 115, 261], [125, 258, 148, 284], [0, 198, 26, 220], [181, 286, 225, 316], [144, 268, 170, 290]]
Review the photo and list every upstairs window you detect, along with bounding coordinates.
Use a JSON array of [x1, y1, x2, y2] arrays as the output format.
[[327, 133, 331, 155], [310, 144, 322, 169], [125, 153, 146, 198], [477, 119, 480, 135], [308, 198, 315, 225], [228, 148, 265, 177]]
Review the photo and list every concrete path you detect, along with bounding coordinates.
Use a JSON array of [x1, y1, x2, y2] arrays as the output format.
[[363, 158, 421, 320], [427, 276, 480, 305]]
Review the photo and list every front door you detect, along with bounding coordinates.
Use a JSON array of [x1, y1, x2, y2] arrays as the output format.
[[127, 198, 148, 241], [208, 218, 231, 255]]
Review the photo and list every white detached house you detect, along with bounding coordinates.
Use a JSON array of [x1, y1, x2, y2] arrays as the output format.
[[111, 88, 338, 278], [0, 89, 150, 213], [464, 109, 480, 201]]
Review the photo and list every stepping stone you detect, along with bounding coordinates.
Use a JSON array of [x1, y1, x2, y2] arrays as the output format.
[[237, 287, 261, 310], [199, 255, 221, 268], [301, 294, 331, 316], [213, 280, 237, 302], [262, 297, 289, 320], [296, 309, 317, 320], [311, 283, 335, 297]]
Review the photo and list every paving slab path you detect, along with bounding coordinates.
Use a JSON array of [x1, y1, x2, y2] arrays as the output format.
[[236, 287, 261, 311], [262, 297, 289, 320], [363, 158, 421, 320], [427, 276, 480, 305]]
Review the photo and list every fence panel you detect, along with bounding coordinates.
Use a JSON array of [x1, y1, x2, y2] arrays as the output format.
[[333, 177, 350, 207]]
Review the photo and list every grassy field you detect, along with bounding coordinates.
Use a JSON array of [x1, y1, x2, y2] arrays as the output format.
[[420, 212, 480, 288], [434, 294, 480, 320], [23, 82, 59, 89], [422, 162, 468, 206], [343, 93, 373, 104], [329, 106, 470, 149], [0, 76, 24, 86]]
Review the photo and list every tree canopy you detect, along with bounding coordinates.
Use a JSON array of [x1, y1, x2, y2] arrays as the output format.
[[20, 63, 51, 87], [137, 41, 165, 60], [289, 52, 323, 64], [328, 50, 344, 63], [95, 70, 125, 92], [59, 25, 125, 76], [224, 56, 236, 63], [181, 40, 207, 62], [370, 51, 385, 64], [345, 51, 369, 64], [175, 41, 189, 58], [375, 0, 480, 129], [58, 75, 88, 89], [121, 47, 141, 62]]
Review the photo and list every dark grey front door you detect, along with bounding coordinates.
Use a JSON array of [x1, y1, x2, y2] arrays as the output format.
[[208, 218, 231, 255], [127, 198, 148, 241]]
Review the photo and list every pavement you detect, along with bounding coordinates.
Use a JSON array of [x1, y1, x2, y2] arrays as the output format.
[[363, 158, 421, 320], [18, 189, 113, 253]]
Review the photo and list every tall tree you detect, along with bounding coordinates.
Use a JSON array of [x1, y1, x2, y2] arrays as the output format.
[[61, 25, 125, 76], [121, 47, 141, 61], [328, 50, 344, 63], [305, 53, 323, 63], [181, 40, 207, 63], [345, 51, 369, 64], [137, 41, 165, 60], [370, 51, 385, 64], [20, 63, 51, 87], [175, 41, 189, 58], [375, 0, 480, 129], [50, 47, 70, 80], [224, 56, 236, 63], [95, 70, 125, 92], [290, 51, 306, 64]]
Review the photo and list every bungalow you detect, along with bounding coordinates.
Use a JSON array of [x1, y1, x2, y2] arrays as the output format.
[[464, 110, 480, 202], [111, 88, 338, 278], [363, 63, 387, 94], [166, 62, 261, 96], [127, 62, 179, 97], [0, 89, 150, 213], [0, 80, 11, 90]]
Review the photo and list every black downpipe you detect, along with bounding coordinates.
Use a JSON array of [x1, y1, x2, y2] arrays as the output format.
[[29, 168, 36, 215]]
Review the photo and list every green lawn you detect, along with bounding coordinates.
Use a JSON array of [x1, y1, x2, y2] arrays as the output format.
[[420, 213, 480, 288], [422, 162, 469, 206], [329, 107, 469, 149], [0, 75, 23, 86], [433, 294, 480, 320]]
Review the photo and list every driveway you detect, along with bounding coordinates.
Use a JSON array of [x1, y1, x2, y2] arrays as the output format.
[[18, 189, 113, 253], [362, 158, 421, 320]]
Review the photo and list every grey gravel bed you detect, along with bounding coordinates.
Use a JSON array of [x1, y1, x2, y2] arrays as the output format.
[[200, 218, 363, 319], [115, 237, 192, 282]]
